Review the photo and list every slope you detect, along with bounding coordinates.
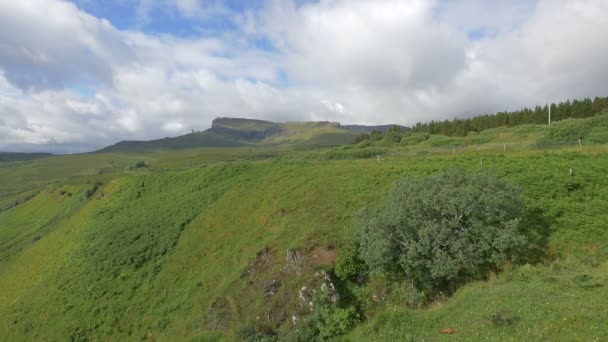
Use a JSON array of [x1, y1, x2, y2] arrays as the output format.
[[0, 152, 53, 162], [98, 117, 362, 153], [1, 149, 608, 340]]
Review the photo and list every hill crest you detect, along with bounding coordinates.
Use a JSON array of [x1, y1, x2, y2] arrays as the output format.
[[98, 117, 402, 153]]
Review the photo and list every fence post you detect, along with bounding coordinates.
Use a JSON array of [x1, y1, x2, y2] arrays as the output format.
[[578, 139, 582, 150], [377, 155, 380, 164], [503, 143, 506, 151]]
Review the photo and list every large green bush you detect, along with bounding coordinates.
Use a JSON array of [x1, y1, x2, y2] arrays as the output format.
[[544, 112, 608, 142], [401, 132, 429, 145], [587, 126, 608, 143], [356, 169, 527, 292], [316, 306, 359, 340]]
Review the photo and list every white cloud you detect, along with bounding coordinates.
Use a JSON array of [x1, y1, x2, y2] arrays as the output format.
[[1, 0, 608, 152], [162, 121, 185, 132], [0, 0, 126, 90]]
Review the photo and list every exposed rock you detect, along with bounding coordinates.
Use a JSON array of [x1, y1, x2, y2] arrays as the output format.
[[298, 286, 313, 311], [297, 270, 339, 311], [316, 270, 339, 304], [264, 279, 281, 301], [291, 315, 298, 326], [284, 248, 306, 274], [242, 247, 272, 278], [206, 298, 231, 330], [372, 294, 385, 303]]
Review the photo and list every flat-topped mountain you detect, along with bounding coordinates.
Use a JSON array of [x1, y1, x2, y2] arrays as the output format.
[[98, 117, 405, 152]]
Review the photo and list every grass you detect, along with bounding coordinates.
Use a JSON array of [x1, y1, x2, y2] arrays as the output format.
[[100, 118, 359, 153], [345, 259, 608, 341], [0, 152, 53, 162], [1, 117, 608, 340], [0, 185, 84, 261]]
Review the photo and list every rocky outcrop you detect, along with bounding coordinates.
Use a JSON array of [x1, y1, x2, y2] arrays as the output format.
[[264, 279, 281, 302], [206, 297, 232, 330], [297, 270, 339, 312], [241, 246, 342, 331], [284, 248, 306, 274], [242, 247, 273, 279]]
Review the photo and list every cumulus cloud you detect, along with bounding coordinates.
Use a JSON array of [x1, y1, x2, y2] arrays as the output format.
[[1, 0, 608, 152], [0, 0, 127, 91]]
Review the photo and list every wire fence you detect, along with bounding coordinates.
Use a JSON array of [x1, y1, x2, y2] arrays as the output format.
[[393, 139, 586, 157], [301, 139, 602, 162]]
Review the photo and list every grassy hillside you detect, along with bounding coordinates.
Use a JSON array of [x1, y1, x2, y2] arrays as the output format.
[[1, 116, 608, 340], [0, 152, 53, 162], [99, 130, 248, 152], [100, 117, 361, 153]]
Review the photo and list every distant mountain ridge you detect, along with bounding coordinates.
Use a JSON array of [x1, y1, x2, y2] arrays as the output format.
[[98, 117, 406, 153], [0, 152, 53, 162]]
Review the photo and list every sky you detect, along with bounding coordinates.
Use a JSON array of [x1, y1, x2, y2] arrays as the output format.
[[1, 0, 608, 153]]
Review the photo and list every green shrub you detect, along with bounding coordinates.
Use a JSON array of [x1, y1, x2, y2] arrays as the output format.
[[387, 281, 427, 308], [465, 132, 492, 145], [426, 134, 464, 147], [356, 140, 372, 148], [236, 324, 277, 342], [587, 127, 608, 143], [544, 114, 608, 142], [384, 128, 402, 144], [356, 168, 527, 293], [480, 127, 508, 136], [316, 306, 359, 340], [335, 241, 366, 281], [284, 291, 359, 341], [84, 182, 102, 198], [545, 118, 592, 141], [513, 124, 545, 135], [401, 132, 429, 145], [322, 148, 387, 160]]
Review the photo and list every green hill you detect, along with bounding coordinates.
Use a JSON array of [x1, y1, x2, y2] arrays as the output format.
[[0, 152, 53, 162], [99, 117, 363, 153], [1, 114, 608, 340]]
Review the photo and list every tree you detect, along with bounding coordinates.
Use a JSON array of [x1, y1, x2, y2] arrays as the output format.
[[410, 96, 608, 137], [356, 169, 527, 293]]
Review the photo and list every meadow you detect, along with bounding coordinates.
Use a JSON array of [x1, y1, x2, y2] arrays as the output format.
[[0, 118, 607, 340]]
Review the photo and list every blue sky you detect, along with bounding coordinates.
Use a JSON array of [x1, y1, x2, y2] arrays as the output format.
[[1, 0, 608, 153], [69, 0, 268, 36]]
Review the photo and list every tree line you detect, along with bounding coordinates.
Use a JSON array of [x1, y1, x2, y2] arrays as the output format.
[[412, 96, 608, 136]]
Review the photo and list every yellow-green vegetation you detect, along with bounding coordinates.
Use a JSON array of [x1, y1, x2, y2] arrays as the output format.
[[101, 117, 359, 153], [1, 115, 608, 341]]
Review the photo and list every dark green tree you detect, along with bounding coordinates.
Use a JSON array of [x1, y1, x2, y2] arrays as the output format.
[[356, 169, 527, 293]]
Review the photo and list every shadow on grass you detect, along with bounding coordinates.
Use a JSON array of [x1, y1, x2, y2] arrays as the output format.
[[520, 206, 555, 264]]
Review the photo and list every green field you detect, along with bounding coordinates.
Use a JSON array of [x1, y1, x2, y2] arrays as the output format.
[[100, 117, 360, 153], [1, 116, 608, 341]]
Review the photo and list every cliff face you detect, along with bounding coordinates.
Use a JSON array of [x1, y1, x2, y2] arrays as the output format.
[[210, 117, 283, 141], [97, 117, 398, 152]]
